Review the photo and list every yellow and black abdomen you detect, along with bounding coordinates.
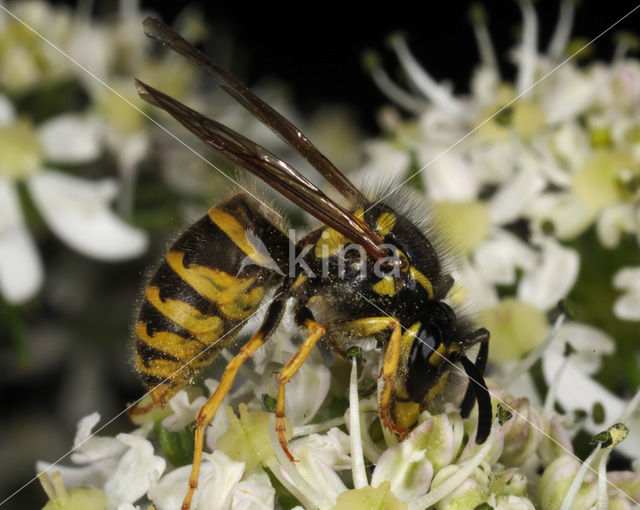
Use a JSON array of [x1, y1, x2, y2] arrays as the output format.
[[134, 194, 289, 407]]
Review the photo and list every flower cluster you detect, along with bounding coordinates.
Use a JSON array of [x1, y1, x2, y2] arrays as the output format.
[[359, 0, 640, 456], [37, 341, 640, 509]]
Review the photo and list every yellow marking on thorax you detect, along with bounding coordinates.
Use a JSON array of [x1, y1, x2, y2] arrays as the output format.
[[376, 212, 396, 236], [343, 316, 396, 337], [409, 266, 434, 298], [208, 206, 273, 266], [428, 343, 447, 366], [372, 275, 398, 296], [146, 286, 223, 343], [314, 227, 348, 258], [313, 208, 367, 259]]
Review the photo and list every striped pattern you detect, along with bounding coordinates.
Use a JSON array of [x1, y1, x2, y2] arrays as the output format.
[[135, 195, 287, 407]]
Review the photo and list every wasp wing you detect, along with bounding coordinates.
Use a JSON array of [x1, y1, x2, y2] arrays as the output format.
[[136, 79, 386, 260], [142, 16, 365, 205]]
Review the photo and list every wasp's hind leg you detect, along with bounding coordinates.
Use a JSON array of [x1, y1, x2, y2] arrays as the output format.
[[458, 328, 491, 444], [181, 288, 287, 510], [275, 307, 326, 462]]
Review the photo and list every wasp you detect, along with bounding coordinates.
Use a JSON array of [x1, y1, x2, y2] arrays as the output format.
[[133, 17, 491, 510]]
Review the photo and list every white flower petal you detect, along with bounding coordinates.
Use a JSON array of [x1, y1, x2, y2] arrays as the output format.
[[70, 412, 128, 464], [474, 230, 537, 286], [27, 170, 148, 261], [290, 428, 351, 470], [36, 458, 119, 490], [104, 434, 166, 508], [197, 451, 245, 510], [545, 121, 590, 174], [38, 114, 101, 164], [528, 192, 595, 240], [352, 140, 410, 187], [542, 65, 602, 123], [419, 150, 480, 202], [447, 260, 499, 314], [162, 390, 207, 433], [117, 504, 140, 510], [148, 459, 218, 510], [550, 322, 615, 374], [596, 204, 636, 248], [0, 177, 42, 303], [0, 94, 15, 126], [542, 353, 640, 460], [262, 362, 331, 426], [613, 267, 640, 321], [288, 429, 350, 503], [489, 160, 546, 225], [231, 471, 275, 510], [518, 237, 579, 311]]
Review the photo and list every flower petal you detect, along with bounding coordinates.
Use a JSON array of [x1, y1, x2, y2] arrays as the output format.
[[597, 204, 636, 248], [27, 170, 148, 261], [261, 361, 331, 426], [613, 267, 640, 321], [474, 230, 537, 286], [0, 176, 42, 303], [70, 413, 128, 465], [196, 451, 245, 510], [550, 322, 615, 374], [542, 353, 640, 460], [528, 192, 595, 240], [418, 150, 480, 202], [0, 94, 15, 127], [489, 160, 546, 225], [38, 114, 101, 164], [518, 237, 579, 311], [231, 471, 275, 510], [147, 451, 242, 510], [103, 434, 165, 508]]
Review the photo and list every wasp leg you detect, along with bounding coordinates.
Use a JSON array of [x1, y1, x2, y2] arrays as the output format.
[[460, 351, 492, 444], [181, 291, 286, 510], [378, 318, 406, 437], [275, 309, 326, 462], [459, 330, 490, 419]]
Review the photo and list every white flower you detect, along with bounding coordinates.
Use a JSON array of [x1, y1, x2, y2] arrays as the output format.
[[148, 451, 245, 510], [613, 267, 640, 321], [103, 434, 165, 509], [0, 93, 148, 304]]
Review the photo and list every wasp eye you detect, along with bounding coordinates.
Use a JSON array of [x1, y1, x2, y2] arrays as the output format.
[[406, 325, 443, 402]]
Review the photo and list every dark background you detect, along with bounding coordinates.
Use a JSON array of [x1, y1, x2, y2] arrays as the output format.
[[141, 1, 640, 132]]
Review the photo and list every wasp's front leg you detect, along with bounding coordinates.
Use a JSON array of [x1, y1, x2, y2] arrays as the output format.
[[377, 318, 409, 438]]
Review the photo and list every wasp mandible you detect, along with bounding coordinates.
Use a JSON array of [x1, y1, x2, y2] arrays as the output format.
[[133, 17, 491, 510]]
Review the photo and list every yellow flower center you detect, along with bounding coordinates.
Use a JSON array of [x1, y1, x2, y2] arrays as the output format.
[[432, 201, 490, 256], [0, 120, 43, 180], [479, 298, 549, 363]]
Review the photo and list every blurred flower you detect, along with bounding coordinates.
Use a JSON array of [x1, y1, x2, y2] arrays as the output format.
[[0, 93, 147, 304], [613, 266, 640, 321]]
